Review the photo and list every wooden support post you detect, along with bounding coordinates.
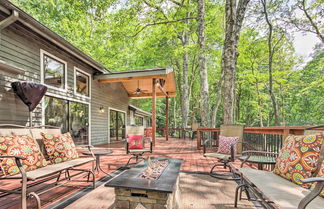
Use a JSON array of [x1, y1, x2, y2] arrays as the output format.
[[197, 130, 201, 150], [166, 95, 169, 141], [152, 78, 157, 146]]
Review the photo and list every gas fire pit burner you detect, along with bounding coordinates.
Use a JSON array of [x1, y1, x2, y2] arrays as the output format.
[[138, 159, 169, 180]]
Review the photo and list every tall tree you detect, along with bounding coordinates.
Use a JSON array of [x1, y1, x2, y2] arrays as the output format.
[[221, 0, 250, 124], [198, 0, 210, 127], [181, 1, 191, 128]]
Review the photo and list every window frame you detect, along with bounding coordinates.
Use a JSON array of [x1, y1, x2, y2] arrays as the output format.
[[134, 114, 144, 126], [40, 49, 68, 92], [74, 67, 91, 99]]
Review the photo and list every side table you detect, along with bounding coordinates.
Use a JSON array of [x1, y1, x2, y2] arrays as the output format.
[[239, 150, 278, 170], [82, 149, 113, 175]]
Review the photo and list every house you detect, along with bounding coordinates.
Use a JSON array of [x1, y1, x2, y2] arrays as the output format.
[[0, 0, 176, 145]]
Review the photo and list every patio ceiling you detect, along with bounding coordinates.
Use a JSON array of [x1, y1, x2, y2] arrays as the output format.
[[94, 68, 176, 98]]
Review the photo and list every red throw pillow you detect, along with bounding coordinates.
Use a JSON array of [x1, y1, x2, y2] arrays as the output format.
[[127, 135, 144, 149], [217, 136, 239, 154]]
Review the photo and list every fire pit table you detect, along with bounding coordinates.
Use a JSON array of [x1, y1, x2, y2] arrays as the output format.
[[105, 158, 182, 209]]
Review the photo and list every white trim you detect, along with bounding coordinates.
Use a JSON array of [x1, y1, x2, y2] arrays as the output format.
[[45, 92, 90, 105], [74, 67, 91, 99], [40, 49, 68, 92], [88, 103, 92, 146], [108, 107, 127, 144]]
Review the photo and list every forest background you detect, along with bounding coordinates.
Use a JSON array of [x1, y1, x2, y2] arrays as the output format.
[[11, 0, 324, 129]]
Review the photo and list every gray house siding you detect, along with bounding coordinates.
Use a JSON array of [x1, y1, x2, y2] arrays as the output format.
[[0, 16, 129, 145]]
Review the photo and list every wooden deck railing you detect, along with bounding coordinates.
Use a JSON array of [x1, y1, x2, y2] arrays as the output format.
[[156, 126, 313, 152]]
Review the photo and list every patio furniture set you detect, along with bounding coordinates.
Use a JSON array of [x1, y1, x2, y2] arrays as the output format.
[[0, 122, 323, 209], [0, 124, 96, 209], [203, 124, 324, 209]]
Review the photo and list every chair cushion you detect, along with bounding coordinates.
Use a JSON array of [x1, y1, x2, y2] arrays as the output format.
[[0, 135, 48, 176], [274, 134, 323, 188], [128, 135, 144, 149], [41, 132, 79, 164], [217, 136, 238, 154], [239, 168, 324, 209], [204, 152, 231, 160]]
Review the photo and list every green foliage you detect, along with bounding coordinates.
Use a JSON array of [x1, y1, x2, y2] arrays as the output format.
[[10, 0, 323, 127]]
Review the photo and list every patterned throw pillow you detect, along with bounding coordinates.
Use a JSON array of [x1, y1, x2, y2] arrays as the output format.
[[41, 132, 79, 164], [274, 134, 323, 188], [127, 135, 144, 149], [0, 135, 48, 176], [217, 136, 238, 155], [288, 134, 323, 187], [273, 135, 296, 179]]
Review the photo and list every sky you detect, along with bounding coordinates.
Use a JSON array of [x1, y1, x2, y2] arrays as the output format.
[[293, 32, 320, 59]]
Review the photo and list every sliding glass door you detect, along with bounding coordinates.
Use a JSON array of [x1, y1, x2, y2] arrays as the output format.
[[109, 109, 125, 141], [44, 96, 89, 145]]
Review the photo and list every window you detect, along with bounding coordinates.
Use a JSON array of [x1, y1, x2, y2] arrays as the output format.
[[110, 109, 126, 141], [44, 96, 68, 132], [135, 116, 143, 126], [75, 68, 90, 97], [44, 96, 89, 145], [41, 51, 66, 90]]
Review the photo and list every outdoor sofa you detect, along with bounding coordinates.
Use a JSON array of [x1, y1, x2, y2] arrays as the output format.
[[233, 131, 324, 209], [0, 124, 96, 209]]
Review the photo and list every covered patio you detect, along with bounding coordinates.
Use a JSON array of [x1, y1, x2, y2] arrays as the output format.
[[95, 67, 177, 144]]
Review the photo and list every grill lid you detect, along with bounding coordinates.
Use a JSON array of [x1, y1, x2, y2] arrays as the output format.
[[11, 81, 47, 111]]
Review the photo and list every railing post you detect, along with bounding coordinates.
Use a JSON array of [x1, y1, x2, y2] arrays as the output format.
[[197, 130, 201, 150]]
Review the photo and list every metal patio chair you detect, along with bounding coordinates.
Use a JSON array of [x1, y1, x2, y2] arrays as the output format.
[[203, 124, 244, 180], [125, 126, 152, 167]]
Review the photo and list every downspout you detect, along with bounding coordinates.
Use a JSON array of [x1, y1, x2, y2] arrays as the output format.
[[0, 10, 19, 30]]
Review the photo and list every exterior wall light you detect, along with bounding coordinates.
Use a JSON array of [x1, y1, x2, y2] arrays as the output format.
[[99, 106, 105, 113]]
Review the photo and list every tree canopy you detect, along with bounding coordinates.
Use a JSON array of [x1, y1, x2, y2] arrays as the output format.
[[11, 0, 324, 127]]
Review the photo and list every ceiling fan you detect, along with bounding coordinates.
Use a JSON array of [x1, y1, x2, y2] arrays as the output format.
[[133, 80, 148, 95]]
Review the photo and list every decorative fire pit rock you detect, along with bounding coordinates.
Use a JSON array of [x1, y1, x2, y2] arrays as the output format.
[[105, 158, 182, 209]]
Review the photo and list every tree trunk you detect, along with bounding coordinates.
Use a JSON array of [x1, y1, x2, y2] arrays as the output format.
[[222, 0, 250, 125], [181, 8, 190, 129], [198, 0, 210, 127], [211, 69, 223, 127], [261, 0, 280, 126]]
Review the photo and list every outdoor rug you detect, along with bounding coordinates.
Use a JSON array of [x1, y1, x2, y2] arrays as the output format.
[[48, 171, 257, 209]]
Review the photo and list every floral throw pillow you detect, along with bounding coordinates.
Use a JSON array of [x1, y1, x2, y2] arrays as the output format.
[[0, 135, 48, 176], [273, 135, 296, 179], [217, 136, 238, 155], [288, 134, 323, 187], [41, 132, 79, 164]]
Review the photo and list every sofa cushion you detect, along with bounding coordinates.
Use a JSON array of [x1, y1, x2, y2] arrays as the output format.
[[0, 135, 48, 176], [41, 132, 79, 164], [239, 168, 324, 209], [127, 134, 144, 149], [217, 136, 238, 154], [315, 161, 324, 197]]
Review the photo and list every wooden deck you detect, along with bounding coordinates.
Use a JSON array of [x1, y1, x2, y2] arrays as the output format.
[[0, 137, 255, 209]]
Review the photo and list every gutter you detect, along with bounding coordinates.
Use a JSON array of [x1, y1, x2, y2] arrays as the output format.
[[0, 9, 18, 30]]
